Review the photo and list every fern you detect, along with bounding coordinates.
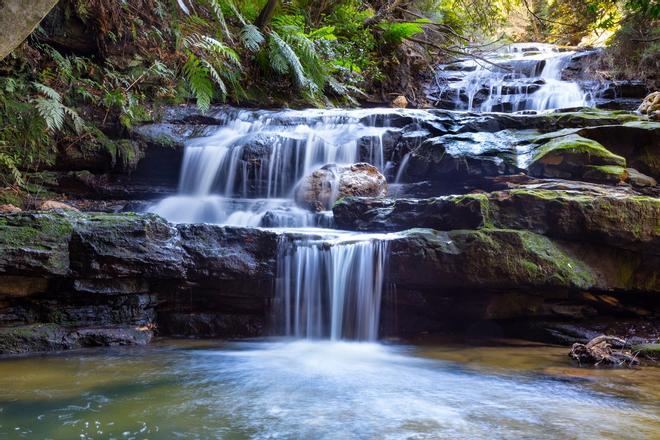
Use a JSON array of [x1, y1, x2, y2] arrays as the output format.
[[200, 59, 227, 96], [35, 98, 65, 131], [379, 20, 430, 45], [268, 31, 310, 89], [208, 0, 232, 41], [183, 54, 214, 111], [33, 82, 61, 101], [240, 24, 265, 52], [32, 82, 85, 134]]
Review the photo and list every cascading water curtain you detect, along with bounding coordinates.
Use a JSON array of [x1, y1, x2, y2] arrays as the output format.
[[274, 236, 389, 341]]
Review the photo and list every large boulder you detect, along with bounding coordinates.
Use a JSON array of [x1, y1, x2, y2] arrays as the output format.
[[295, 163, 387, 211], [528, 135, 627, 181], [638, 91, 660, 120]]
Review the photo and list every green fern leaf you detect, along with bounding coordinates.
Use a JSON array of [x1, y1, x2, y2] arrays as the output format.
[[268, 31, 309, 89], [208, 0, 233, 41], [240, 24, 265, 52], [63, 106, 86, 134], [34, 98, 65, 131], [183, 54, 214, 111], [200, 59, 227, 96], [33, 82, 61, 101]]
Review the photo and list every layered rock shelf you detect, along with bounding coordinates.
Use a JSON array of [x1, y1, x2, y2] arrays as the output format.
[[1, 104, 659, 354]]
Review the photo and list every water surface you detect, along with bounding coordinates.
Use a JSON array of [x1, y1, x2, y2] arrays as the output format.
[[1, 339, 658, 439]]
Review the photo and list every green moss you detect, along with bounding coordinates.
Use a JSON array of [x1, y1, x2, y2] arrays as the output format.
[[0, 213, 74, 249], [532, 135, 626, 166], [582, 165, 627, 183], [516, 230, 595, 288]]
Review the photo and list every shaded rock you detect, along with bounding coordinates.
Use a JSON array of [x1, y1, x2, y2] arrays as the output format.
[[177, 224, 278, 284], [69, 213, 185, 279], [295, 163, 387, 211], [0, 276, 48, 296], [577, 121, 660, 178], [581, 165, 628, 184], [334, 188, 660, 255], [528, 135, 626, 180], [333, 194, 487, 231], [390, 228, 596, 291], [0, 213, 73, 276], [627, 168, 657, 187], [0, 324, 152, 355]]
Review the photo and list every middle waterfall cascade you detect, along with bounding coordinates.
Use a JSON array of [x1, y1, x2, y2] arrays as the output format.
[[275, 234, 390, 341], [430, 43, 592, 112]]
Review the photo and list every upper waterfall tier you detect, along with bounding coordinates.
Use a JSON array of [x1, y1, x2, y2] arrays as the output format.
[[428, 43, 603, 112], [148, 108, 434, 226]]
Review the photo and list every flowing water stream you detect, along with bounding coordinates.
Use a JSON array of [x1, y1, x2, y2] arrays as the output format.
[[3, 43, 656, 438], [430, 43, 593, 112]]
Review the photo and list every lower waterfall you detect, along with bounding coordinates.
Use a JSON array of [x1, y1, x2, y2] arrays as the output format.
[[275, 234, 390, 341]]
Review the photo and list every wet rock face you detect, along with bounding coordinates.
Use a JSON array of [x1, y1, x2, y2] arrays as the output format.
[[334, 188, 660, 255], [295, 163, 387, 212], [0, 212, 280, 354]]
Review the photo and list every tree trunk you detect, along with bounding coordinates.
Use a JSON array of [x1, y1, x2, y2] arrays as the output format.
[[0, 0, 60, 60], [255, 0, 279, 29]]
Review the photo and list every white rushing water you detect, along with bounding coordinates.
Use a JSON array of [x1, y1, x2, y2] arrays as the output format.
[[275, 233, 391, 341], [432, 43, 591, 112], [149, 108, 423, 227], [148, 109, 426, 341]]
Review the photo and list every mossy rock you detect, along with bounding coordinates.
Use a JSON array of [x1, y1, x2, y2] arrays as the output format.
[[581, 165, 628, 183], [632, 343, 660, 360], [0, 212, 74, 275], [528, 135, 626, 180]]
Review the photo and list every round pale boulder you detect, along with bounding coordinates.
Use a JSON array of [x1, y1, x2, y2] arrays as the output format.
[[40, 200, 80, 212], [295, 163, 387, 212], [0, 204, 22, 213], [638, 91, 660, 120], [392, 95, 408, 108]]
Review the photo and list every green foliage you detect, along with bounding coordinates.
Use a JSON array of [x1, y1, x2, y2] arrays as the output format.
[[183, 54, 215, 111], [378, 19, 430, 45]]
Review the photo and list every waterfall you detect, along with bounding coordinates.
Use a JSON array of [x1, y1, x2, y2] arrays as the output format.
[[149, 109, 409, 227], [430, 43, 590, 112], [148, 109, 412, 341], [275, 235, 389, 341]]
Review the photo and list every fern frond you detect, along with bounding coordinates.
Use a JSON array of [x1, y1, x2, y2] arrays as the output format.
[[34, 98, 65, 131], [226, 0, 246, 25], [63, 106, 86, 134], [33, 82, 61, 101], [183, 54, 214, 111], [200, 59, 227, 96], [240, 24, 265, 52], [208, 0, 232, 42], [268, 31, 309, 89], [177, 0, 191, 15], [199, 35, 241, 66]]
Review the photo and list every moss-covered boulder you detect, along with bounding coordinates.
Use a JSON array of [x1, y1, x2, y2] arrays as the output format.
[[0, 212, 73, 276], [528, 135, 626, 181], [578, 121, 660, 179], [389, 228, 596, 291]]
